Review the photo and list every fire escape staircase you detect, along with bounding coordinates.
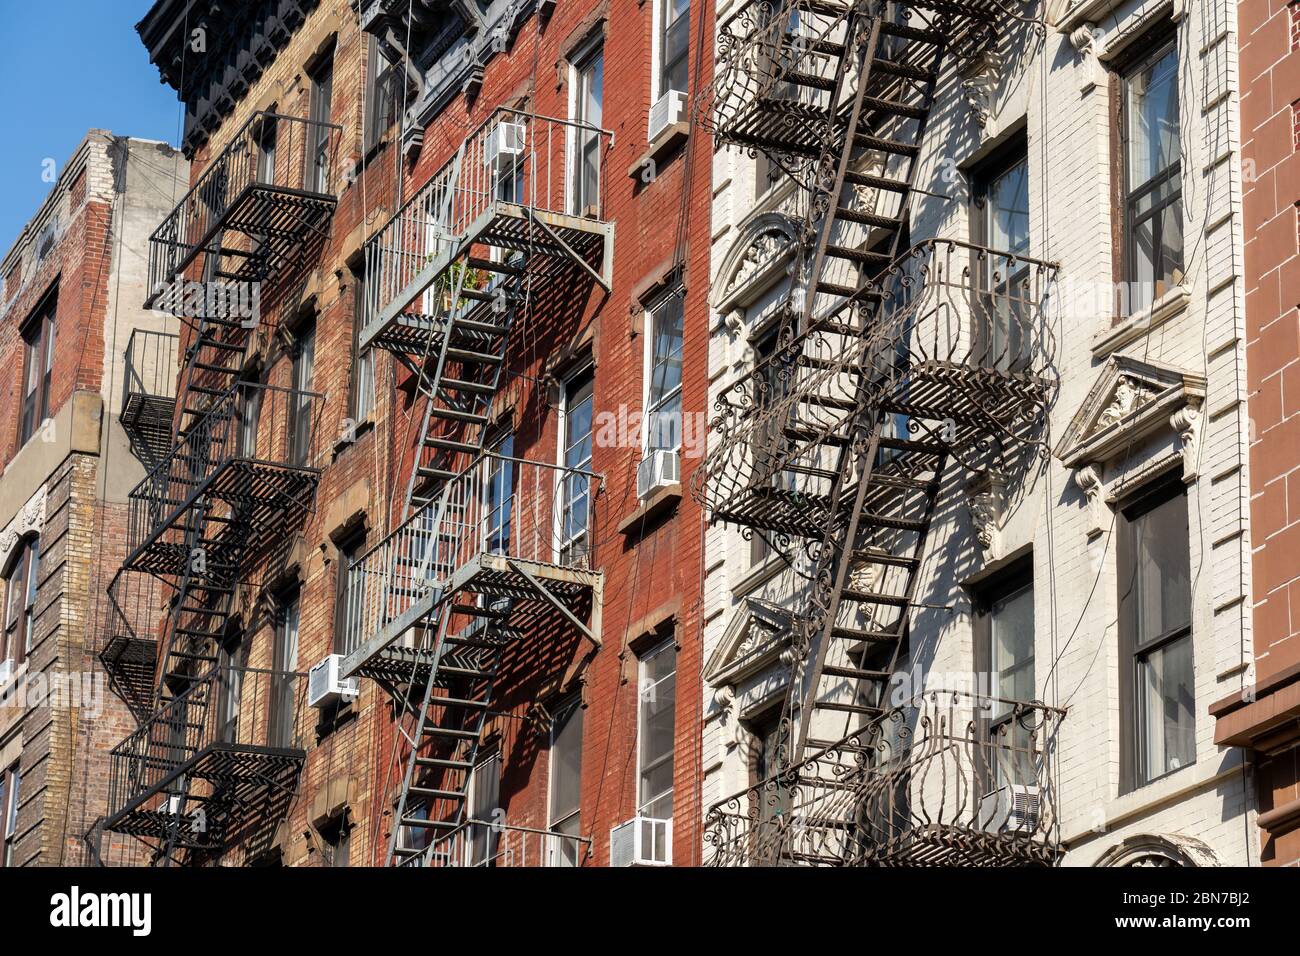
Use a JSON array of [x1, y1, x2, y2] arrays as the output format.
[[92, 111, 342, 866], [695, 0, 1062, 865], [337, 109, 611, 865]]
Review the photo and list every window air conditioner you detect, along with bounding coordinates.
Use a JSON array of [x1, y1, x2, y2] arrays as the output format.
[[484, 122, 526, 171], [1007, 784, 1042, 832], [610, 816, 672, 866], [308, 654, 360, 709], [637, 448, 680, 500], [648, 90, 687, 142]]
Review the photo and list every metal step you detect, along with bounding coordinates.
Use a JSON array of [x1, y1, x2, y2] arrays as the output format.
[[838, 589, 909, 607], [829, 624, 900, 642], [854, 134, 920, 157], [843, 170, 910, 192], [822, 664, 892, 681], [825, 244, 892, 265]]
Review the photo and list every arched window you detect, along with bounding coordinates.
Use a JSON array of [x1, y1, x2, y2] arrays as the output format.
[[2, 535, 40, 669]]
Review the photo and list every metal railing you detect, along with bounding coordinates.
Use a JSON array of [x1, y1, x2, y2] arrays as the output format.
[[125, 381, 325, 565], [363, 107, 613, 329], [340, 453, 601, 659], [146, 110, 342, 303], [695, 239, 1058, 516], [105, 666, 308, 829], [122, 329, 179, 414], [705, 689, 1065, 866], [407, 819, 593, 868]]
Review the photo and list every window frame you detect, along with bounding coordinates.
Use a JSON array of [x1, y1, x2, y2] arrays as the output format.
[[19, 289, 56, 447], [1117, 473, 1195, 792], [288, 319, 316, 467], [567, 38, 604, 217], [556, 364, 595, 567], [635, 636, 677, 821], [546, 696, 585, 866], [334, 530, 366, 657], [308, 49, 335, 194], [269, 590, 301, 750], [1116, 28, 1183, 312], [363, 35, 401, 155], [349, 266, 375, 425], [643, 289, 685, 456], [0, 762, 19, 867], [654, 0, 690, 102], [2, 535, 40, 668]]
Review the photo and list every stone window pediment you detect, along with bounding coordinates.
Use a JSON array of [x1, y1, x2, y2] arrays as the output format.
[[712, 214, 799, 321], [703, 597, 793, 688]]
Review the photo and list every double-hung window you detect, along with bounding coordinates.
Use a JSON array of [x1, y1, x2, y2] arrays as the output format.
[[269, 592, 300, 749], [645, 291, 684, 454], [364, 36, 401, 153], [289, 320, 316, 467], [308, 52, 335, 194], [19, 291, 56, 446], [467, 749, 502, 865], [3, 536, 40, 669], [485, 432, 515, 556], [558, 368, 594, 566], [571, 44, 603, 217], [975, 143, 1030, 371], [658, 0, 689, 99], [335, 533, 365, 658], [547, 699, 585, 866], [1121, 35, 1182, 311], [350, 265, 374, 424], [1119, 478, 1194, 790], [637, 638, 676, 832], [0, 763, 19, 867], [973, 560, 1035, 787]]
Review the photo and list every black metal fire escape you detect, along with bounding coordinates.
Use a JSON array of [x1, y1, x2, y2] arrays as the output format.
[[694, 0, 1062, 865], [338, 107, 611, 865], [92, 111, 342, 866]]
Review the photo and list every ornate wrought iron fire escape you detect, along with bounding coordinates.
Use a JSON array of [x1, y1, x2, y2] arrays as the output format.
[[93, 111, 342, 865], [338, 107, 612, 865], [694, 0, 1063, 864]]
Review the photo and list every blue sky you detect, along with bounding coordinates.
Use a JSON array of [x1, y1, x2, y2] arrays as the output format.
[[0, 0, 180, 244]]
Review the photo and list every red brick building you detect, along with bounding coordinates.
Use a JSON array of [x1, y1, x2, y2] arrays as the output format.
[[96, 0, 709, 867], [342, 0, 711, 866], [0, 130, 188, 866], [1212, 0, 1300, 866]]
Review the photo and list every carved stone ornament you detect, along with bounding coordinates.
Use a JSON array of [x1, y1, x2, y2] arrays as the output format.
[[1170, 400, 1203, 482], [1071, 463, 1105, 538], [966, 471, 1008, 556], [959, 49, 1002, 131], [0, 486, 47, 573]]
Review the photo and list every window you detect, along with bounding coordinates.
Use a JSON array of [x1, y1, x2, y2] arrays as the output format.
[[485, 432, 514, 555], [3, 536, 39, 668], [289, 320, 316, 467], [973, 560, 1034, 785], [237, 379, 262, 459], [746, 706, 787, 863], [335, 532, 365, 657], [467, 749, 501, 865], [349, 266, 375, 424], [216, 633, 244, 744], [558, 368, 594, 566], [320, 814, 352, 867], [571, 44, 603, 216], [637, 639, 676, 834], [1121, 35, 1182, 311], [269, 592, 300, 749], [0, 762, 18, 867], [547, 698, 584, 866], [1119, 478, 1194, 790], [255, 113, 278, 185], [971, 139, 1029, 371], [644, 291, 684, 454], [749, 328, 787, 564], [364, 36, 402, 153], [308, 52, 335, 193], [658, 0, 689, 98], [19, 290, 56, 446]]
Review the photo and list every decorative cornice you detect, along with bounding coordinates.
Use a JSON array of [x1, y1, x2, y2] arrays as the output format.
[[712, 213, 799, 318], [703, 597, 794, 687], [0, 487, 47, 574]]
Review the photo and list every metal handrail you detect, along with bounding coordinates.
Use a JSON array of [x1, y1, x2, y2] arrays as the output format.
[[122, 329, 179, 414]]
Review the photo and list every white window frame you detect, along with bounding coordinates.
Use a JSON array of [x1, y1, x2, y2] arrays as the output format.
[[555, 364, 595, 565], [635, 638, 676, 820], [546, 697, 585, 866], [642, 291, 684, 456], [566, 36, 604, 217]]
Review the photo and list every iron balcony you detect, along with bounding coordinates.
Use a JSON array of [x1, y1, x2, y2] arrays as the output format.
[[122, 380, 325, 583], [705, 689, 1067, 866], [121, 328, 180, 471], [145, 110, 342, 311]]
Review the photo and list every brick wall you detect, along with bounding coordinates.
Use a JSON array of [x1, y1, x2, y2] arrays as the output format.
[[1236, 0, 1300, 866]]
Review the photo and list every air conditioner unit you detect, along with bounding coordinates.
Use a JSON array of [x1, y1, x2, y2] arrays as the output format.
[[0, 658, 14, 687], [637, 449, 680, 500], [610, 816, 672, 866], [484, 121, 526, 171], [648, 89, 687, 142], [308, 654, 360, 709], [978, 781, 1043, 834]]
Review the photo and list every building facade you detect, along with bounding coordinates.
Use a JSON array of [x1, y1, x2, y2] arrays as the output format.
[[1211, 0, 1300, 867], [0, 130, 188, 867], [698, 0, 1259, 868], [339, 0, 711, 866]]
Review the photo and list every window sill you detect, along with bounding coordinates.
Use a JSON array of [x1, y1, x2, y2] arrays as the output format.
[[626, 123, 690, 180], [1091, 285, 1190, 358], [332, 417, 375, 459], [617, 483, 681, 535]]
